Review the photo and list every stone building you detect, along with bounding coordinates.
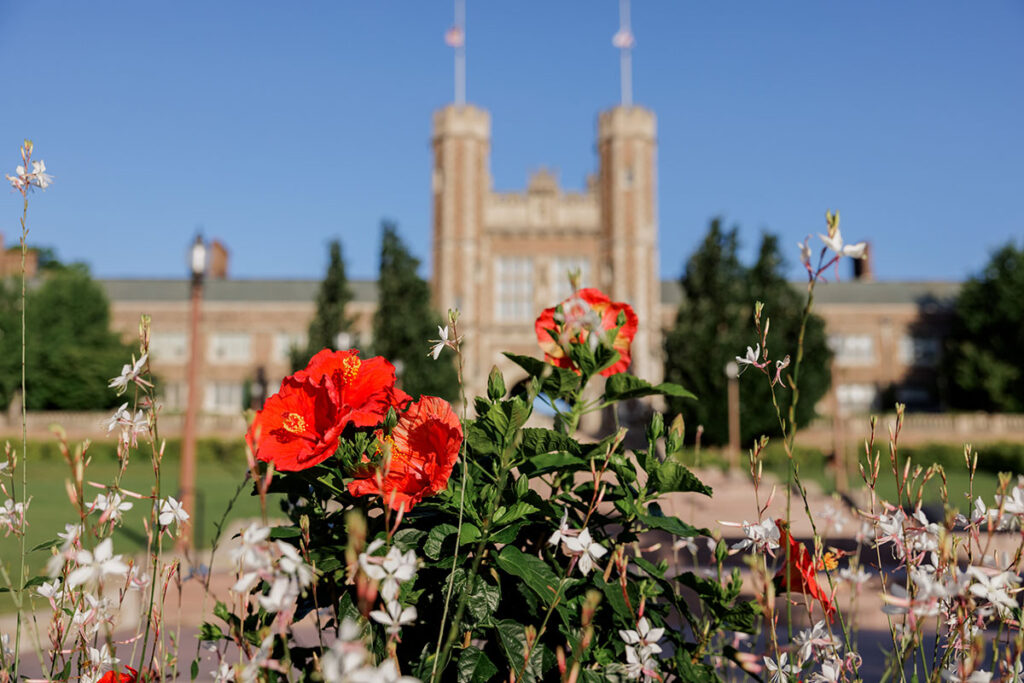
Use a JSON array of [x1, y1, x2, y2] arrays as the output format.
[[429, 103, 662, 398]]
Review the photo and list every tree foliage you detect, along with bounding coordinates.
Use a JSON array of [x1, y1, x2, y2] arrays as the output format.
[[290, 239, 354, 371], [372, 221, 459, 401], [941, 241, 1024, 412], [663, 219, 831, 446], [0, 264, 132, 410]]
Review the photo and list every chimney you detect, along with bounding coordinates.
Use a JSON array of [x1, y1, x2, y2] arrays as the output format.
[[853, 242, 874, 282], [209, 240, 229, 279]]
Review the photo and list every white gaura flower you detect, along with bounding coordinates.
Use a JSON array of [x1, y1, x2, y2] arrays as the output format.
[[67, 538, 130, 588], [624, 644, 656, 680], [794, 620, 841, 664], [819, 224, 867, 260], [320, 618, 367, 681], [619, 617, 665, 658], [231, 522, 272, 572], [276, 541, 315, 588], [107, 353, 150, 395], [358, 541, 416, 601], [158, 496, 189, 529], [369, 598, 417, 635], [213, 662, 236, 682], [967, 567, 1019, 617], [810, 657, 843, 683], [37, 577, 63, 602], [548, 508, 571, 547], [735, 344, 762, 370], [764, 653, 797, 683], [91, 491, 133, 523], [562, 528, 607, 575], [728, 519, 780, 555], [798, 237, 813, 271], [258, 576, 299, 614], [88, 643, 120, 671], [30, 160, 52, 189], [427, 325, 457, 360]]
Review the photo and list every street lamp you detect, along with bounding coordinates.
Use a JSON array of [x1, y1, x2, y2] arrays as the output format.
[[724, 361, 740, 470], [178, 235, 206, 552]]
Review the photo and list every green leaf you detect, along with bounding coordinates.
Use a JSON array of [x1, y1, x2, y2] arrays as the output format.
[[30, 538, 62, 552], [492, 501, 538, 526], [458, 646, 498, 683], [518, 452, 587, 477], [649, 460, 713, 497], [199, 622, 225, 641], [191, 659, 200, 680], [604, 374, 697, 402], [392, 528, 428, 552], [638, 503, 708, 537], [452, 569, 501, 623], [503, 353, 580, 398], [424, 523, 481, 560], [519, 428, 582, 457], [214, 601, 231, 623], [495, 619, 544, 681], [495, 546, 560, 606], [269, 526, 301, 539]]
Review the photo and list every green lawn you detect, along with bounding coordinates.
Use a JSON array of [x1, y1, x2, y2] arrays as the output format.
[[0, 447, 274, 578]]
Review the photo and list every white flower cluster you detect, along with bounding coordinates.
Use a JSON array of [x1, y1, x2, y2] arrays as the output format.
[[549, 509, 608, 575], [230, 522, 315, 615], [107, 353, 150, 395], [5, 142, 52, 194], [729, 519, 780, 556], [359, 540, 419, 635], [321, 618, 420, 682], [0, 497, 28, 537], [619, 617, 664, 680], [874, 507, 940, 562], [104, 402, 150, 448]]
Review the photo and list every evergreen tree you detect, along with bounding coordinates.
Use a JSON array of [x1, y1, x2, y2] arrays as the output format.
[[372, 221, 459, 401], [663, 220, 831, 446], [0, 264, 133, 410], [291, 239, 354, 371], [940, 241, 1024, 412]]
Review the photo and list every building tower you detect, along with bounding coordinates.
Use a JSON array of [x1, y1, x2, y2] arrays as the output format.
[[431, 105, 491, 384], [596, 107, 661, 384]]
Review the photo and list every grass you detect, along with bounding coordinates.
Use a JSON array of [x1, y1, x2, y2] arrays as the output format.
[[0, 442, 275, 610]]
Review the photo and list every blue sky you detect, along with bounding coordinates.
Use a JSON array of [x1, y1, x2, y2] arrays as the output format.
[[1, 2, 1021, 283]]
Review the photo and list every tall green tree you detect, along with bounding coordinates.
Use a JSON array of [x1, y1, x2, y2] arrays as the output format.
[[941, 241, 1024, 412], [663, 220, 831, 446], [372, 221, 459, 401], [291, 239, 354, 371], [0, 264, 133, 410]]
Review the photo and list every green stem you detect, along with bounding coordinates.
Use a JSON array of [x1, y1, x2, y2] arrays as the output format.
[[14, 197, 29, 680]]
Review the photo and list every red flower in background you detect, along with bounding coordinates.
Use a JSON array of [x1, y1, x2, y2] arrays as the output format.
[[97, 668, 138, 683], [773, 519, 836, 618], [247, 376, 344, 472], [348, 395, 462, 512], [535, 288, 638, 377], [295, 349, 410, 430]]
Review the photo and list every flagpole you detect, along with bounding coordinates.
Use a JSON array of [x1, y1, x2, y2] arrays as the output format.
[[455, 0, 466, 106], [619, 0, 632, 107]]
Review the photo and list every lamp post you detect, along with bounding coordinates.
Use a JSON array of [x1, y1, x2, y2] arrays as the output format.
[[178, 235, 206, 552], [725, 361, 740, 471]]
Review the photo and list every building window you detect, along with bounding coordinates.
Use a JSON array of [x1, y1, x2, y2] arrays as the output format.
[[209, 332, 252, 364], [204, 382, 244, 414], [158, 381, 186, 411], [495, 256, 534, 322], [551, 257, 590, 301], [899, 336, 941, 367], [829, 334, 875, 366], [149, 332, 187, 363], [836, 383, 877, 413], [272, 332, 307, 364]]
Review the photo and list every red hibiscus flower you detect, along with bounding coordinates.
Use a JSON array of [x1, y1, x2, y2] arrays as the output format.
[[348, 395, 462, 512], [773, 519, 836, 618], [535, 288, 638, 377], [247, 375, 344, 472], [294, 349, 410, 429], [98, 668, 138, 683]]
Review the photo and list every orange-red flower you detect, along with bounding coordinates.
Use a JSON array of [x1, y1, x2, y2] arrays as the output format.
[[295, 349, 410, 430], [535, 288, 638, 377], [348, 395, 462, 512], [247, 376, 344, 472], [773, 519, 836, 618], [97, 668, 138, 683]]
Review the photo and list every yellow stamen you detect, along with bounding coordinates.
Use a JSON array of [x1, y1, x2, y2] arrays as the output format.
[[341, 355, 361, 383], [282, 412, 307, 434]]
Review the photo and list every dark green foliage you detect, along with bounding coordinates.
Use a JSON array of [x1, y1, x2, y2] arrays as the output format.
[[290, 239, 354, 371], [0, 264, 132, 410], [372, 221, 459, 401], [941, 241, 1024, 412], [663, 220, 832, 446]]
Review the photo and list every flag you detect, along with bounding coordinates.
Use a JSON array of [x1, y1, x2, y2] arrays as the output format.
[[445, 26, 464, 48], [612, 29, 634, 49]]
